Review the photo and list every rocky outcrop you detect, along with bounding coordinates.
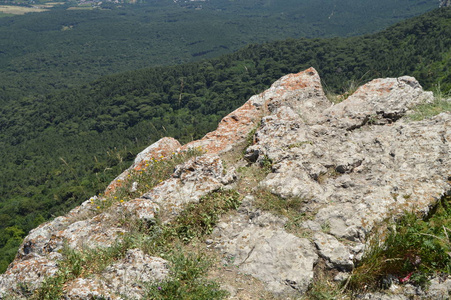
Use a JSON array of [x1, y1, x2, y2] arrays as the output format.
[[1, 68, 450, 299]]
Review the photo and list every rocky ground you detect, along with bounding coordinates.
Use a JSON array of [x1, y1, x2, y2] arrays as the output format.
[[1, 68, 451, 299]]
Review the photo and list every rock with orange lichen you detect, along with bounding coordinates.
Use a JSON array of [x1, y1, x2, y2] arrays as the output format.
[[0, 253, 60, 296], [182, 68, 323, 154]]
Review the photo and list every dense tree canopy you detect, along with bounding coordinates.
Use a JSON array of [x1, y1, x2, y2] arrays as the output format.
[[0, 0, 437, 102]]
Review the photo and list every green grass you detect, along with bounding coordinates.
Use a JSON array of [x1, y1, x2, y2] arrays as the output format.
[[408, 98, 451, 121], [348, 195, 451, 292], [408, 85, 451, 121], [145, 249, 229, 300]]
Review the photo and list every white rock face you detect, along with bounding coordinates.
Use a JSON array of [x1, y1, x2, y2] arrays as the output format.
[[1, 68, 450, 299], [212, 197, 318, 295]]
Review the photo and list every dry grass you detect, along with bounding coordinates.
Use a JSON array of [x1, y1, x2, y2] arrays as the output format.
[[0, 5, 48, 14]]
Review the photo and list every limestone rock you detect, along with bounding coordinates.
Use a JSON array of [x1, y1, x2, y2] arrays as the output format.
[[425, 276, 451, 299], [321, 76, 433, 130], [313, 232, 353, 271], [0, 253, 59, 296], [212, 197, 318, 296]]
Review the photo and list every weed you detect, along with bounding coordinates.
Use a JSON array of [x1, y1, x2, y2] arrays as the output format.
[[174, 189, 242, 243], [31, 240, 129, 299], [348, 195, 451, 292], [303, 278, 344, 300], [145, 248, 228, 300], [252, 188, 311, 236], [316, 167, 340, 184], [260, 155, 273, 172], [32, 188, 239, 299], [407, 86, 451, 121], [253, 188, 303, 215], [245, 122, 260, 149], [320, 221, 331, 233], [324, 79, 362, 104], [407, 98, 451, 121]]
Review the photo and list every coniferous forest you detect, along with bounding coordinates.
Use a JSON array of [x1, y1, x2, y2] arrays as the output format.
[[0, 3, 450, 272]]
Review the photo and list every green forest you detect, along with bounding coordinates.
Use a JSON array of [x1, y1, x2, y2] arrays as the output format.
[[0, 6, 450, 272], [0, 0, 437, 101]]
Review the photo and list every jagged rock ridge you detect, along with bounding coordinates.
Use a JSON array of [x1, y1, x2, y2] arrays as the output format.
[[1, 68, 451, 299]]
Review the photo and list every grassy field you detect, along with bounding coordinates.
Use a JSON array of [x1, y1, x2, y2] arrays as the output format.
[[0, 5, 48, 14]]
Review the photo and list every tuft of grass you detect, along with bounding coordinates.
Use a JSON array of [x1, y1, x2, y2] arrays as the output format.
[[303, 278, 344, 300], [173, 189, 242, 243], [145, 249, 229, 300], [348, 195, 451, 292], [252, 188, 309, 234], [407, 98, 451, 121], [325, 79, 361, 104], [408, 84, 451, 121], [253, 188, 303, 215], [31, 241, 129, 300]]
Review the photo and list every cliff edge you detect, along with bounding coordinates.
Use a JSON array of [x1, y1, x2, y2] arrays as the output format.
[[1, 68, 451, 299]]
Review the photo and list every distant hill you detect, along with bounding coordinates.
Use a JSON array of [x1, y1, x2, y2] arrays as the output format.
[[0, 7, 450, 273], [0, 0, 438, 101]]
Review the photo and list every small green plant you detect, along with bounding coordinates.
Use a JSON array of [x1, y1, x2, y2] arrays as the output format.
[[145, 249, 228, 300], [407, 98, 451, 121], [316, 167, 340, 184], [303, 278, 344, 300], [348, 195, 451, 292], [260, 155, 273, 172], [324, 79, 362, 104], [173, 189, 242, 243], [253, 188, 303, 215], [408, 84, 451, 121], [32, 189, 239, 299], [245, 122, 260, 149], [252, 188, 309, 235], [32, 240, 129, 299]]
